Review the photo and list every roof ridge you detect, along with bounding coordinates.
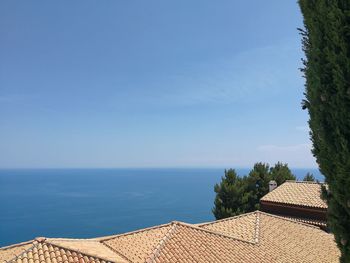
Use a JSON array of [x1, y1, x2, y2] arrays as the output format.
[[46, 238, 99, 242], [45, 240, 117, 263], [253, 211, 260, 243], [99, 222, 173, 242], [279, 215, 327, 227], [6, 241, 38, 263], [257, 211, 325, 230], [175, 221, 258, 245], [98, 242, 133, 263], [0, 240, 34, 250], [197, 211, 258, 227], [259, 199, 327, 209], [146, 222, 179, 263], [285, 180, 325, 184]]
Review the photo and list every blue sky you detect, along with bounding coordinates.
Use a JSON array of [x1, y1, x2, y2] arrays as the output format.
[[0, 1, 316, 168]]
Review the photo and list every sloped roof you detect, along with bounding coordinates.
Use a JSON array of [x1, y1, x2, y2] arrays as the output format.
[[0, 241, 33, 263], [0, 238, 125, 263], [101, 223, 175, 263], [260, 181, 327, 209], [46, 239, 127, 262], [278, 215, 327, 228], [1, 211, 339, 263], [197, 211, 259, 242]]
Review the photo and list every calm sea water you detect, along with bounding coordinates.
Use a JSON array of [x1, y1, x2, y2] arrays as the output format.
[[0, 168, 322, 246]]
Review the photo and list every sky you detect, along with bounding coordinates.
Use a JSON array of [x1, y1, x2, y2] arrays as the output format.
[[0, 1, 316, 168]]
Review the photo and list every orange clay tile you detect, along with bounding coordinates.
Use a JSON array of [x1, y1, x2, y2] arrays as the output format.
[[260, 181, 327, 209], [1, 211, 339, 263]]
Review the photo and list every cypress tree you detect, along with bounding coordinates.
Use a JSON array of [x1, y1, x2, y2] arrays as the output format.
[[298, 1, 350, 261]]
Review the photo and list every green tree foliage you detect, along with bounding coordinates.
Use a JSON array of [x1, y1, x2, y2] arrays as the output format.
[[243, 163, 271, 211], [212, 162, 296, 219], [303, 172, 316, 182], [212, 169, 245, 219], [298, 1, 350, 261], [270, 161, 296, 186]]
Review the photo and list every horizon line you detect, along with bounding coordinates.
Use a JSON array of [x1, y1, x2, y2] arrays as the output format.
[[0, 166, 320, 170]]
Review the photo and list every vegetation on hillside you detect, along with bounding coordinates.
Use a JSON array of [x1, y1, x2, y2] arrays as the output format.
[[303, 172, 316, 182], [212, 162, 295, 219], [298, 0, 350, 261]]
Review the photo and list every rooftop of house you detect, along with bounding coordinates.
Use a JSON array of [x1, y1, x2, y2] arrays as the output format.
[[260, 180, 327, 209], [0, 211, 339, 263]]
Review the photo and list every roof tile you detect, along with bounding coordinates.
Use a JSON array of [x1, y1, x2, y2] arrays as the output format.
[[0, 241, 34, 263], [1, 241, 115, 263], [101, 223, 174, 263], [1, 211, 339, 263], [260, 181, 327, 209]]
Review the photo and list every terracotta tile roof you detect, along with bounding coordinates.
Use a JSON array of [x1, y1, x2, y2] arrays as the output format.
[[154, 212, 338, 263], [260, 181, 327, 209], [0, 241, 33, 263], [1, 211, 339, 263], [195, 212, 338, 263], [153, 222, 258, 263], [100, 212, 339, 263], [278, 215, 327, 228], [197, 211, 259, 242], [46, 239, 127, 263], [101, 223, 175, 263], [0, 238, 120, 263]]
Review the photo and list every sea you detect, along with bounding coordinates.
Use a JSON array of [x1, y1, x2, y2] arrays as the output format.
[[0, 168, 323, 247]]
